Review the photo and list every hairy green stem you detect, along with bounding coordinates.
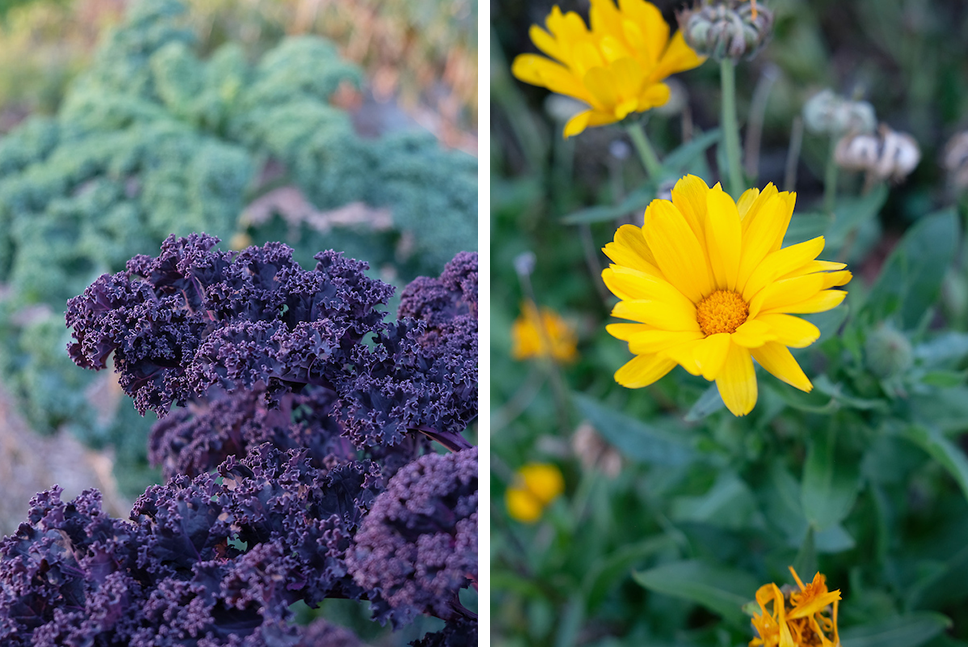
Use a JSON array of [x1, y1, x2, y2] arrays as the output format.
[[719, 58, 744, 198], [626, 121, 663, 180]]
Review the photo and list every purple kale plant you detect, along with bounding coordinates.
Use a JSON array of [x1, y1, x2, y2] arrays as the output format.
[[0, 236, 478, 645], [347, 448, 478, 626]]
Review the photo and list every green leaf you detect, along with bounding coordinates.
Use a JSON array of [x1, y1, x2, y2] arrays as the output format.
[[792, 526, 816, 580], [862, 209, 959, 329], [801, 426, 862, 530], [684, 383, 725, 421], [902, 424, 968, 502], [826, 183, 889, 246], [839, 612, 951, 647], [554, 595, 585, 647], [632, 560, 759, 625], [660, 129, 722, 175], [562, 185, 654, 224], [560, 131, 720, 225], [582, 536, 675, 611], [801, 305, 849, 343], [784, 211, 833, 246], [572, 393, 696, 466], [670, 472, 760, 530]]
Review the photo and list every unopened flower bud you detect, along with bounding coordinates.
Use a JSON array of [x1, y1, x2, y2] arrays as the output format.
[[864, 324, 913, 379], [942, 131, 968, 192], [834, 124, 920, 182], [678, 0, 774, 62], [802, 89, 876, 136]]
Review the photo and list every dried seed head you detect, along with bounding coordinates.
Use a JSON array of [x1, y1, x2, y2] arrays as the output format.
[[678, 0, 774, 62], [802, 89, 877, 136], [834, 124, 920, 182]]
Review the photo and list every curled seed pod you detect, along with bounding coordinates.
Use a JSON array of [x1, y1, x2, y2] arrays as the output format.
[[942, 131, 968, 192], [802, 89, 877, 136], [678, 0, 775, 62], [864, 324, 913, 379], [834, 124, 920, 182]]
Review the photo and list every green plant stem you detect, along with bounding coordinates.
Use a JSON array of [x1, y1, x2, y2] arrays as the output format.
[[719, 58, 744, 198], [626, 121, 663, 181], [824, 136, 838, 215]]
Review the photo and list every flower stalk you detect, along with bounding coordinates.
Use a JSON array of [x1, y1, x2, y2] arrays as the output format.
[[720, 58, 745, 198], [627, 121, 664, 181]]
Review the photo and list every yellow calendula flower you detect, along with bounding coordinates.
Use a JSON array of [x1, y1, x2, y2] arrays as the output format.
[[511, 0, 705, 138], [751, 567, 841, 647], [511, 301, 578, 363], [505, 463, 565, 523], [602, 175, 851, 416]]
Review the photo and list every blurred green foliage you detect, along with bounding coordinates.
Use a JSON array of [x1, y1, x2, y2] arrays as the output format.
[[0, 0, 476, 495], [492, 0, 968, 645]]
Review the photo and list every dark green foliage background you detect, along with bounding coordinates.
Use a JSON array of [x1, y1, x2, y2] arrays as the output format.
[[491, 1, 968, 646]]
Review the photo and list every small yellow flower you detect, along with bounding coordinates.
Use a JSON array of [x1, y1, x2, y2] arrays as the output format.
[[505, 463, 565, 523], [511, 0, 705, 138], [511, 302, 578, 363], [750, 567, 841, 647], [602, 175, 851, 416]]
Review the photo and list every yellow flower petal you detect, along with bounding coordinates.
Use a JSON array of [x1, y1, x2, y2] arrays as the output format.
[[563, 109, 618, 138], [716, 343, 757, 416], [637, 82, 671, 111], [644, 198, 714, 303], [705, 185, 743, 291], [670, 174, 711, 241], [512, 54, 593, 102], [693, 332, 732, 380], [605, 322, 654, 341], [650, 30, 706, 82], [737, 192, 792, 289], [766, 289, 847, 315], [614, 353, 677, 387], [729, 318, 776, 348], [754, 313, 820, 348], [742, 236, 826, 302], [602, 224, 661, 275], [751, 342, 813, 392], [612, 299, 701, 332], [602, 265, 696, 311], [628, 329, 704, 354], [749, 273, 827, 318]]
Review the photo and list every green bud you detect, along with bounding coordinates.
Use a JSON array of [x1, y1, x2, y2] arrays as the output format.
[[864, 324, 913, 379], [678, 0, 774, 62]]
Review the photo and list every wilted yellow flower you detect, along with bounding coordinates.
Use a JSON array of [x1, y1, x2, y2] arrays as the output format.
[[511, 0, 705, 138], [505, 463, 565, 523], [602, 174, 851, 416], [511, 302, 578, 363], [751, 567, 841, 647]]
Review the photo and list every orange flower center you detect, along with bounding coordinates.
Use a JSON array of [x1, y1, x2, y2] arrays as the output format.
[[696, 290, 749, 336]]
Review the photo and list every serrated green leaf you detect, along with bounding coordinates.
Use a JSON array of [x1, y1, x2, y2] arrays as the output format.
[[572, 393, 696, 466], [840, 612, 951, 647], [632, 560, 759, 625]]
